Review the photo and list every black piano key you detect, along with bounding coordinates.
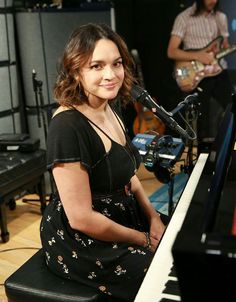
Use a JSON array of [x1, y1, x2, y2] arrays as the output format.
[[169, 265, 177, 277], [163, 279, 180, 296], [159, 264, 181, 301]]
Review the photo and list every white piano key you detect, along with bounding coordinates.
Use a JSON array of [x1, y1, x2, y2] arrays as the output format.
[[134, 153, 209, 302], [161, 293, 181, 301]]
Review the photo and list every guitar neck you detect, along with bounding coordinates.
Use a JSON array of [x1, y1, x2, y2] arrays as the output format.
[[216, 45, 236, 60]]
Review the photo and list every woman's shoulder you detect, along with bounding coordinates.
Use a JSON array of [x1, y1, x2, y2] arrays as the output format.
[[50, 106, 85, 125], [52, 106, 76, 119], [48, 106, 88, 136]]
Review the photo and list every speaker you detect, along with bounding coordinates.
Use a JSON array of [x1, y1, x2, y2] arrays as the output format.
[[0, 113, 21, 133], [0, 9, 21, 133], [15, 8, 114, 106], [0, 63, 20, 134], [27, 110, 50, 150], [0, 64, 19, 110], [0, 13, 16, 61], [0, 0, 13, 7]]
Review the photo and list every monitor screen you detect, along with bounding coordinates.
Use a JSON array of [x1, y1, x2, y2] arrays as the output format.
[[202, 100, 236, 233]]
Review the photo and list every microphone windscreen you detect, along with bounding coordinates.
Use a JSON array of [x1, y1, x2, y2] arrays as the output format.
[[131, 84, 145, 100]]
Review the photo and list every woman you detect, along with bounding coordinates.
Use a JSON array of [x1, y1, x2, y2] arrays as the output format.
[[40, 23, 166, 302]]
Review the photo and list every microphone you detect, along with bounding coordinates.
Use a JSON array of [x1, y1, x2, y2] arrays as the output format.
[[131, 84, 196, 140]]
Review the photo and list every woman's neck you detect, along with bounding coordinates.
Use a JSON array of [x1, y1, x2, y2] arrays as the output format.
[[77, 101, 110, 123]]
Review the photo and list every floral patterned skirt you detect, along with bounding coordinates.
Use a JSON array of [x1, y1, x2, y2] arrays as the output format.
[[40, 190, 154, 302]]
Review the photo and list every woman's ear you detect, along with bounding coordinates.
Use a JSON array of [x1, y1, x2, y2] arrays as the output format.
[[75, 74, 80, 82]]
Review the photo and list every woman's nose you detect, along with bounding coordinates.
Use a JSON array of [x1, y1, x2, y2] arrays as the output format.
[[103, 66, 115, 79]]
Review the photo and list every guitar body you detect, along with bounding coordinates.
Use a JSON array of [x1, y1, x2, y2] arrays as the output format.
[[175, 58, 223, 92], [174, 36, 236, 92], [133, 106, 166, 135], [131, 49, 165, 135]]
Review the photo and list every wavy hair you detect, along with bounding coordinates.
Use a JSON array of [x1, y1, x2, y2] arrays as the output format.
[[54, 23, 136, 107]]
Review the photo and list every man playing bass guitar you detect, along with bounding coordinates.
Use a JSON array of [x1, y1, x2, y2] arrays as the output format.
[[167, 0, 233, 150]]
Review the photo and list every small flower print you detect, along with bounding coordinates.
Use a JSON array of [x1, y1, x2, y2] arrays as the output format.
[[88, 271, 97, 279], [96, 259, 103, 268], [114, 265, 126, 275], [48, 237, 56, 246], [57, 229, 64, 240], [72, 251, 78, 259]]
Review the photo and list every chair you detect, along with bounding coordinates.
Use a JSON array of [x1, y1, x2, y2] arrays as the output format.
[[4, 248, 115, 302]]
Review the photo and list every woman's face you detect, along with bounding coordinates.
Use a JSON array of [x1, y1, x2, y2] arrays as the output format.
[[80, 38, 125, 104]]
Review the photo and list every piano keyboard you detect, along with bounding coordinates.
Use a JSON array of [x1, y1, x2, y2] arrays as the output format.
[[134, 153, 209, 302]]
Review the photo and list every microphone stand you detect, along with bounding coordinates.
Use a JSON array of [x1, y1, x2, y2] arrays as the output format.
[[131, 85, 198, 141], [23, 71, 55, 207], [167, 93, 199, 174], [158, 97, 199, 217], [181, 100, 200, 174], [167, 169, 175, 217], [185, 111, 195, 173], [37, 80, 48, 141], [32, 69, 41, 128]]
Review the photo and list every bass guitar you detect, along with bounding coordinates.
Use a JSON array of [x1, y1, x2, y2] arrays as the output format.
[[174, 36, 236, 92]]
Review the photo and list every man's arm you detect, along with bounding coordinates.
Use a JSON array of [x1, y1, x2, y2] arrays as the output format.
[[167, 35, 215, 65], [222, 37, 230, 49]]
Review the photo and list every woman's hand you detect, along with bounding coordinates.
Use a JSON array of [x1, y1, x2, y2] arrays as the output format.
[[149, 213, 166, 247], [149, 235, 160, 253]]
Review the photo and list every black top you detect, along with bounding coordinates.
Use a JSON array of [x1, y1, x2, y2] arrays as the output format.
[[46, 107, 141, 194]]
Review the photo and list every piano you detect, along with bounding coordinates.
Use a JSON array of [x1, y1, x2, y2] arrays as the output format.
[[134, 152, 208, 302], [135, 100, 236, 302]]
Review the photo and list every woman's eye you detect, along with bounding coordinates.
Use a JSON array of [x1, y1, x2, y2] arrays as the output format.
[[91, 64, 102, 70], [114, 61, 123, 67], [90, 61, 122, 70]]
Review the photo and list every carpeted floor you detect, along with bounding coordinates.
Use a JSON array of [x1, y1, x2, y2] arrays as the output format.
[[149, 172, 189, 216]]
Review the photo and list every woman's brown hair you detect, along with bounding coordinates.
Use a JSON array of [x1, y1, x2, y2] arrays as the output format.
[[54, 23, 136, 107]]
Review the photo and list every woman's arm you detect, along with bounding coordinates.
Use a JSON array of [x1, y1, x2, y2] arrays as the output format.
[[130, 174, 166, 243], [52, 162, 151, 248]]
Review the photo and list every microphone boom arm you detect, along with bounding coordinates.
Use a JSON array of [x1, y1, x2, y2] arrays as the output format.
[[131, 85, 197, 141]]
